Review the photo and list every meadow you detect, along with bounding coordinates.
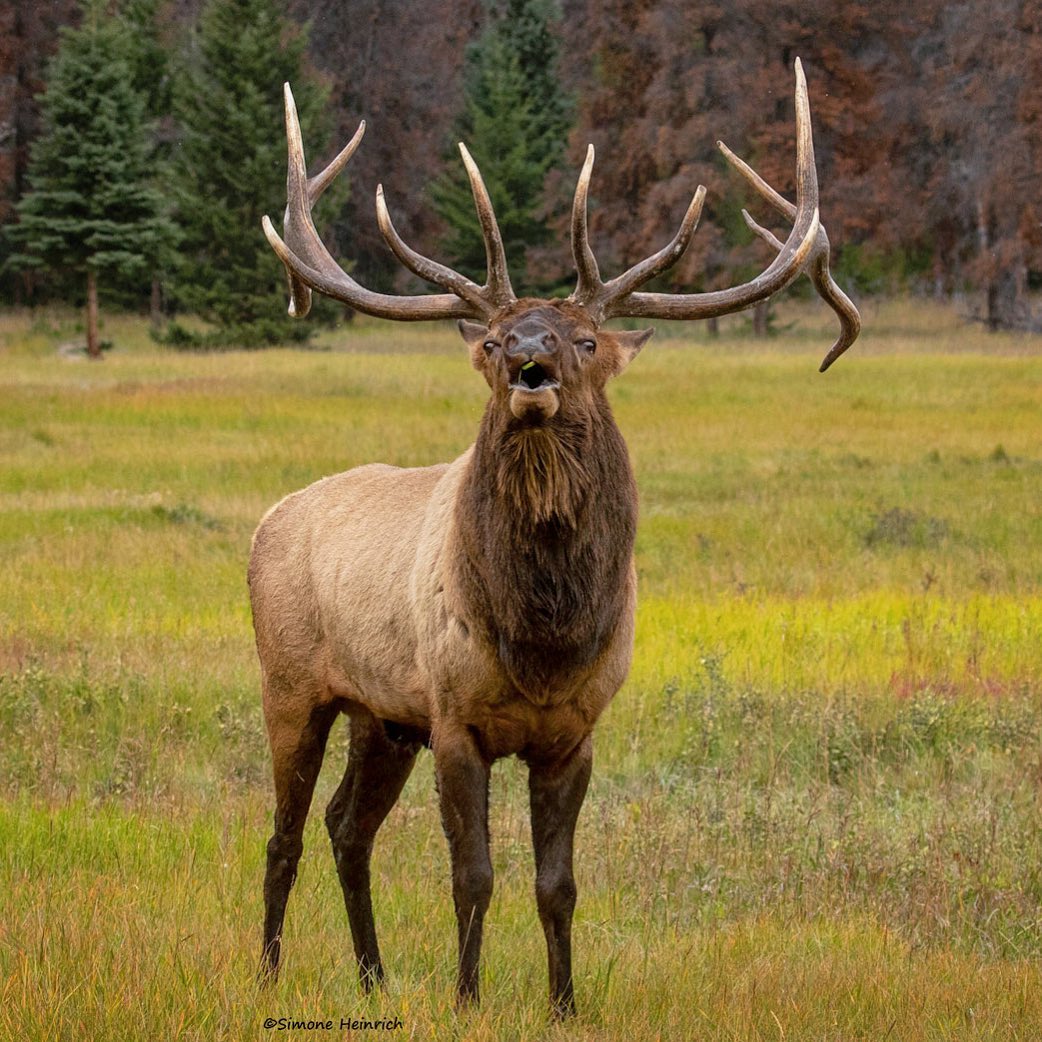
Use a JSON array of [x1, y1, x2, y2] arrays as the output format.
[[1, 298, 1041, 1040]]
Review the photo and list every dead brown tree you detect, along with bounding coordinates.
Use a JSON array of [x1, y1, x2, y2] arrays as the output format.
[[250, 59, 859, 1017]]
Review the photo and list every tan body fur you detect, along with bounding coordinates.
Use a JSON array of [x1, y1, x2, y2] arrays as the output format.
[[249, 447, 635, 765]]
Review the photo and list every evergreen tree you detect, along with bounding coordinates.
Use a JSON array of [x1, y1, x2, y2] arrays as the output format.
[[119, 0, 179, 323], [499, 0, 572, 158], [6, 4, 173, 358], [121, 0, 171, 122], [433, 0, 572, 292], [168, 0, 329, 347]]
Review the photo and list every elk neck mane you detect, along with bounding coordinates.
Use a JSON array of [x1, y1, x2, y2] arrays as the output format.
[[495, 414, 590, 527], [454, 390, 638, 701]]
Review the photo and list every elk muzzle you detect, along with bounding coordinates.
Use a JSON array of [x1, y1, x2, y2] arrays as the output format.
[[506, 331, 561, 422]]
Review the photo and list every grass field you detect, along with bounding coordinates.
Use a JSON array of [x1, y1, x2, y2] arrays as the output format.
[[1, 298, 1041, 1040]]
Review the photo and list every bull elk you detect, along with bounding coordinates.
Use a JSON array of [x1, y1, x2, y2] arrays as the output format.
[[250, 59, 859, 1016]]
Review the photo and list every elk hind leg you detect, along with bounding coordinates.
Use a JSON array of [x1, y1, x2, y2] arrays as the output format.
[[260, 691, 339, 981], [325, 712, 421, 991]]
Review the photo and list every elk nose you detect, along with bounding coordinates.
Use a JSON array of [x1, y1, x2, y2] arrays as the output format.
[[505, 330, 557, 360]]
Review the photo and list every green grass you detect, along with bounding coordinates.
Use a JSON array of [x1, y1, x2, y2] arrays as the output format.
[[1, 299, 1041, 1039]]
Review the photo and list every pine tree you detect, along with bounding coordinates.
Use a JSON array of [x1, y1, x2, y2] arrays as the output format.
[[432, 0, 572, 293], [6, 4, 173, 358], [121, 0, 171, 122], [168, 0, 329, 347], [499, 0, 572, 158], [119, 0, 179, 323]]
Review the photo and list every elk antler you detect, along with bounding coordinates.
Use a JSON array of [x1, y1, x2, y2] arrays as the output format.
[[262, 84, 516, 322], [568, 59, 860, 371]]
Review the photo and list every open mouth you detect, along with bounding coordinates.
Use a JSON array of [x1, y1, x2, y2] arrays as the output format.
[[513, 361, 558, 392]]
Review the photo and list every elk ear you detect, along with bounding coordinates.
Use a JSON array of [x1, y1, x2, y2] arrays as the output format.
[[609, 327, 654, 375], [458, 319, 491, 373]]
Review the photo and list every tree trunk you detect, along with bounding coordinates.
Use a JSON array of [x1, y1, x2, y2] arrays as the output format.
[[752, 300, 769, 337], [978, 198, 1026, 331], [932, 254, 946, 300], [86, 268, 101, 359], [986, 265, 1025, 332], [706, 316, 719, 338], [150, 275, 163, 329]]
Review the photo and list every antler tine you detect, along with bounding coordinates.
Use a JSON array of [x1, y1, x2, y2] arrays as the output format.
[[593, 185, 707, 315], [742, 207, 859, 371], [307, 120, 365, 205], [743, 208, 784, 250], [458, 143, 515, 306], [570, 145, 602, 304], [569, 143, 709, 318], [278, 81, 317, 318], [741, 205, 860, 371], [792, 57, 817, 213], [263, 83, 489, 323], [812, 253, 861, 371], [719, 142, 796, 222], [375, 185, 488, 310]]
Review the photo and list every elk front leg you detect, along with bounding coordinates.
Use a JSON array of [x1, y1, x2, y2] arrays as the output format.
[[528, 736, 592, 1019], [434, 723, 493, 1007]]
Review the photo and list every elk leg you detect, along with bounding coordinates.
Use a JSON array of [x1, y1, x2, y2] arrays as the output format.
[[434, 724, 493, 1007], [528, 736, 592, 1019], [260, 696, 339, 981], [325, 713, 420, 991]]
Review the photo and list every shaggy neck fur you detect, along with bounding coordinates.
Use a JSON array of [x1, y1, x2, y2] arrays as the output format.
[[496, 419, 591, 527], [456, 391, 638, 702]]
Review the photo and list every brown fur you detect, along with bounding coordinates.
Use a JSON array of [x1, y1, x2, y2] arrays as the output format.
[[457, 386, 637, 703], [249, 301, 652, 1013], [495, 424, 590, 525]]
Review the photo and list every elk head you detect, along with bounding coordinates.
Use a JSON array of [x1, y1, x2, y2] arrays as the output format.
[[456, 302, 653, 425], [262, 58, 860, 379]]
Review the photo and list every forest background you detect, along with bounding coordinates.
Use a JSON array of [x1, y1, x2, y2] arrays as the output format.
[[2, 0, 1042, 344]]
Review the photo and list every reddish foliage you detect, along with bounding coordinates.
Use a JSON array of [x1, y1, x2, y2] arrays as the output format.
[[0, 0, 81, 226], [5, 0, 1042, 324]]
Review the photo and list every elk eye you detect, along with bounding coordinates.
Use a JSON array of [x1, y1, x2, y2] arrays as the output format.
[[483, 340, 498, 354], [577, 338, 597, 355]]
